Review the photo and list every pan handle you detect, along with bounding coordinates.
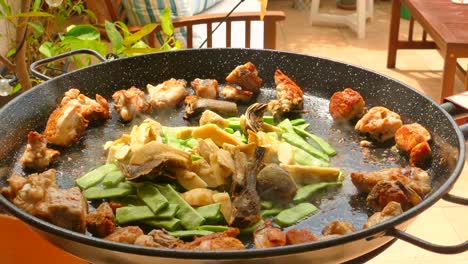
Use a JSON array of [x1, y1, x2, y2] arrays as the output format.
[[30, 49, 107, 81], [386, 228, 468, 254]]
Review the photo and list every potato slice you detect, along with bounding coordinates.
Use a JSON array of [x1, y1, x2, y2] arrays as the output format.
[[192, 124, 243, 146], [280, 164, 341, 184]]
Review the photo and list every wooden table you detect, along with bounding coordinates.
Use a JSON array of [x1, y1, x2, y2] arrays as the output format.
[[387, 0, 468, 101]]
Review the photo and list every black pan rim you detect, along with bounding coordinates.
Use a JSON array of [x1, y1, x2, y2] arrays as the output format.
[[0, 48, 465, 259]]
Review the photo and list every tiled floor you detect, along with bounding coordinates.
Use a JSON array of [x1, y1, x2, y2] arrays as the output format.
[[269, 0, 468, 263]]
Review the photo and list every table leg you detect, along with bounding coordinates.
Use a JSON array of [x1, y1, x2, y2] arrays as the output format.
[[441, 53, 457, 100], [387, 0, 402, 68]]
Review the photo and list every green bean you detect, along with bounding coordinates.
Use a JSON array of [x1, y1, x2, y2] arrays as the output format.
[[261, 208, 282, 217], [267, 132, 280, 141], [293, 127, 336, 156], [169, 230, 213, 238], [181, 137, 199, 149], [293, 146, 329, 167], [261, 201, 273, 209], [102, 170, 125, 187], [76, 163, 119, 189], [116, 206, 155, 224], [232, 130, 246, 143], [137, 184, 169, 213], [143, 218, 181, 231], [293, 182, 342, 203], [240, 219, 264, 234], [227, 117, 240, 121], [196, 203, 221, 220], [198, 225, 229, 232], [282, 132, 329, 161], [155, 204, 179, 219], [263, 116, 275, 125], [290, 118, 306, 126], [83, 184, 133, 200], [111, 195, 145, 206], [162, 126, 190, 151], [224, 127, 235, 134], [228, 120, 241, 130], [275, 203, 319, 227], [156, 184, 205, 230], [295, 123, 310, 130], [278, 119, 295, 133]]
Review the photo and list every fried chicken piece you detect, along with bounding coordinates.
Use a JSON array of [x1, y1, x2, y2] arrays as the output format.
[[220, 85, 253, 103], [147, 79, 188, 109], [254, 220, 286, 248], [105, 226, 144, 244], [363, 201, 403, 228], [367, 180, 422, 211], [61, 88, 111, 121], [395, 123, 431, 152], [355, 106, 402, 142], [350, 167, 431, 197], [225, 62, 262, 93], [43, 103, 89, 147], [191, 79, 219, 99], [2, 169, 87, 233], [409, 141, 432, 167], [112, 87, 152, 122], [322, 220, 356, 236], [20, 131, 60, 170], [329, 88, 366, 120], [176, 228, 245, 250], [285, 229, 319, 245], [267, 69, 304, 117], [86, 202, 116, 238]]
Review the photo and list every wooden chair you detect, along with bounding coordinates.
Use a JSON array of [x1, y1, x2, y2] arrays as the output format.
[[85, 0, 285, 49]]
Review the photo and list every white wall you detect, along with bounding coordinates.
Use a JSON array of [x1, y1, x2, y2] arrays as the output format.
[[0, 1, 20, 57]]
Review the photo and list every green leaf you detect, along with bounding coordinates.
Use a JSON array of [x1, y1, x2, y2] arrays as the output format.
[[83, 9, 97, 22], [64, 25, 100, 40], [39, 42, 54, 58], [174, 40, 182, 50], [131, 40, 149, 49], [105, 20, 123, 52], [28, 22, 44, 34], [6, 48, 16, 57], [9, 83, 21, 96], [115, 21, 130, 36], [72, 5, 82, 14], [32, 0, 41, 11], [8, 11, 54, 18], [0, 0, 12, 16], [62, 38, 108, 56], [160, 8, 174, 36], [123, 23, 157, 47]]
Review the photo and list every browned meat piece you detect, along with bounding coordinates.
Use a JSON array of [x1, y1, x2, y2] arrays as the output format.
[[322, 220, 356, 236], [267, 69, 304, 117], [285, 229, 318, 245], [220, 85, 253, 103], [254, 220, 286, 248], [20, 131, 60, 170], [112, 87, 152, 122], [134, 230, 183, 248], [355, 106, 402, 142], [225, 62, 262, 93], [2, 170, 57, 216], [105, 226, 144, 244], [409, 141, 432, 167], [395, 123, 431, 152], [86, 202, 116, 237], [329, 88, 366, 120], [177, 228, 245, 250], [147, 79, 188, 109], [191, 79, 219, 99], [60, 88, 111, 121], [367, 180, 422, 211], [350, 167, 431, 197], [363, 201, 403, 228], [43, 103, 89, 147], [2, 169, 87, 233], [229, 148, 264, 228], [43, 186, 87, 233]]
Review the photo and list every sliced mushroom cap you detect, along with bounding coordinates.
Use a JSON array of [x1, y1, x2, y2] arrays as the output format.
[[244, 103, 268, 133]]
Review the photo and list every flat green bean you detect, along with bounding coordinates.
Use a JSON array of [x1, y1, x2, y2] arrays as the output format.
[[76, 163, 119, 189], [293, 182, 342, 203], [240, 219, 264, 234], [143, 218, 181, 231], [224, 127, 235, 134], [290, 118, 306, 126], [169, 230, 213, 238], [137, 184, 169, 213], [275, 203, 319, 227], [116, 206, 155, 224], [155, 204, 179, 219], [294, 127, 336, 156], [293, 146, 329, 167], [295, 123, 310, 130], [261, 208, 282, 217], [102, 170, 125, 187], [196, 203, 221, 220], [83, 184, 133, 200], [198, 225, 229, 232], [282, 132, 329, 161], [263, 116, 275, 125], [156, 184, 205, 230], [261, 201, 273, 209]]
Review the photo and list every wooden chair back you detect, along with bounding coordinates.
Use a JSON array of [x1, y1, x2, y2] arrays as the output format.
[[85, 1, 285, 49]]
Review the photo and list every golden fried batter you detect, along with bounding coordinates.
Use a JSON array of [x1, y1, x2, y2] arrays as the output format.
[[355, 106, 402, 142], [112, 86, 152, 122], [225, 62, 262, 93], [20, 131, 60, 170], [394, 123, 431, 152], [329, 88, 366, 120]]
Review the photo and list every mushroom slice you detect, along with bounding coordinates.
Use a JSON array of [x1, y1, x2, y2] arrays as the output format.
[[184, 97, 238, 119], [244, 103, 268, 133]]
